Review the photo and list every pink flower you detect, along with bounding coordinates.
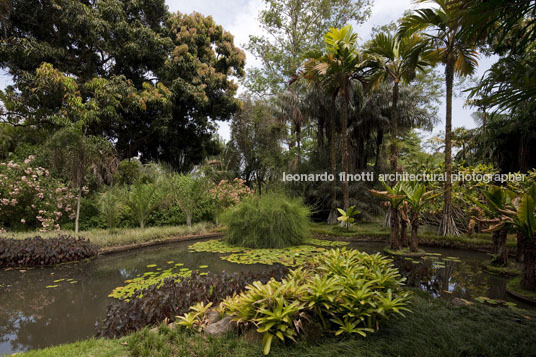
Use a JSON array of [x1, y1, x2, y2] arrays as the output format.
[[20, 218, 26, 224]]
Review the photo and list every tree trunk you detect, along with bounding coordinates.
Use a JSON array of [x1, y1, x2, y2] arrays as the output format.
[[492, 227, 508, 266], [516, 232, 524, 262], [342, 91, 349, 211], [521, 233, 536, 291], [296, 122, 301, 167], [390, 81, 400, 177], [186, 214, 192, 227], [374, 129, 384, 174], [75, 188, 82, 234], [410, 212, 419, 252], [389, 206, 400, 250], [327, 115, 338, 224], [439, 59, 460, 236], [400, 203, 409, 248], [482, 107, 487, 163]]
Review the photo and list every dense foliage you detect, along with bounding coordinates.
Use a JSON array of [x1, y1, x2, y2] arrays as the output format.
[[97, 267, 288, 338], [180, 249, 410, 355], [0, 1, 244, 171], [0, 235, 97, 267], [221, 194, 310, 248]]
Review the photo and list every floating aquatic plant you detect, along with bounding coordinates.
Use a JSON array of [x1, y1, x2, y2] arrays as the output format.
[[188, 238, 348, 267], [109, 263, 194, 300]]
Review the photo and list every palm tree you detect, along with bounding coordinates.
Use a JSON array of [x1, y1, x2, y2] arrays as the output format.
[[400, 0, 479, 236], [403, 183, 441, 252], [47, 126, 117, 233], [302, 25, 376, 210], [370, 181, 406, 250], [366, 31, 434, 176]]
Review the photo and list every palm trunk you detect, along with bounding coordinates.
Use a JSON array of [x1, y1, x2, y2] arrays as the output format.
[[492, 227, 508, 266], [75, 188, 82, 234], [400, 204, 409, 248], [389, 206, 400, 250], [374, 129, 384, 173], [327, 116, 338, 224], [390, 81, 400, 176], [410, 212, 419, 252], [516, 232, 524, 262], [342, 91, 349, 211], [296, 124, 301, 167], [482, 108, 487, 163], [439, 59, 459, 236], [521, 233, 536, 291]]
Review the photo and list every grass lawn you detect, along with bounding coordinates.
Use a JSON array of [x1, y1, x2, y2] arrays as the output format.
[[0, 222, 220, 249], [311, 222, 518, 251], [20, 292, 536, 357]]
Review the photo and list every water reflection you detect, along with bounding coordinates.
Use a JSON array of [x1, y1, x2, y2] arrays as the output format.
[[0, 240, 529, 354]]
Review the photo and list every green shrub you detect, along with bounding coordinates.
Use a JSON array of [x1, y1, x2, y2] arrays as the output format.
[[221, 194, 310, 248], [218, 248, 411, 355], [0, 235, 97, 267]]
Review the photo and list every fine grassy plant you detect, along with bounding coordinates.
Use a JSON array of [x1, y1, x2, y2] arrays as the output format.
[[220, 194, 310, 248], [337, 205, 360, 231]]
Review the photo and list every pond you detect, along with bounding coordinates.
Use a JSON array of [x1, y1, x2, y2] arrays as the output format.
[[0, 239, 528, 355]]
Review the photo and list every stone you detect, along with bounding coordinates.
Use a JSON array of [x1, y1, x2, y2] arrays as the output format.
[[206, 309, 220, 324], [450, 297, 469, 306], [204, 316, 234, 336]]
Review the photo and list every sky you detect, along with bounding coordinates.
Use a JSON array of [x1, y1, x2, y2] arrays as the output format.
[[0, 0, 496, 142]]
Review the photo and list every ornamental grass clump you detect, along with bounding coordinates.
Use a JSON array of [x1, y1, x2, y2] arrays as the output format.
[[220, 194, 310, 248]]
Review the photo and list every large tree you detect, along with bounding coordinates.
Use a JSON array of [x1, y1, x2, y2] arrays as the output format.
[[245, 0, 373, 95], [400, 0, 479, 236], [0, 1, 245, 171]]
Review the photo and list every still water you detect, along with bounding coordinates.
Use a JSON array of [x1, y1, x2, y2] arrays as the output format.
[[0, 239, 525, 355]]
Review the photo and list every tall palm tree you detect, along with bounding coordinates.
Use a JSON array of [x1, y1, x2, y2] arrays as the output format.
[[400, 0, 479, 236], [302, 25, 376, 210], [366, 31, 434, 176]]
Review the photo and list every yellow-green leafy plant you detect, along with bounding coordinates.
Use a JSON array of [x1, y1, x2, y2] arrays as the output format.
[[337, 205, 360, 231], [176, 301, 213, 331], [213, 248, 411, 355]]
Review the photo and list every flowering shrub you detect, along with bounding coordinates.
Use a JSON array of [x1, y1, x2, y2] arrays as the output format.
[[0, 155, 76, 232], [208, 178, 253, 210]]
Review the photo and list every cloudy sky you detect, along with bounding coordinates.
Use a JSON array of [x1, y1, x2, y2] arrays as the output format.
[[1, 0, 495, 141]]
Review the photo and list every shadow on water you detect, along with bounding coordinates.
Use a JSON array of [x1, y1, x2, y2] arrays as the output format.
[[0, 239, 530, 354]]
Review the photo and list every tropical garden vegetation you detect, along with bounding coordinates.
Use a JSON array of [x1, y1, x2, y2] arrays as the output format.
[[1, 0, 536, 356]]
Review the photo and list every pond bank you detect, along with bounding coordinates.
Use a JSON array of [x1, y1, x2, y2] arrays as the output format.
[[99, 232, 223, 255], [19, 292, 536, 357]]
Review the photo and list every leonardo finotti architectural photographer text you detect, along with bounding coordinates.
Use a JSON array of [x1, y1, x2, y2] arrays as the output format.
[[282, 171, 525, 183]]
